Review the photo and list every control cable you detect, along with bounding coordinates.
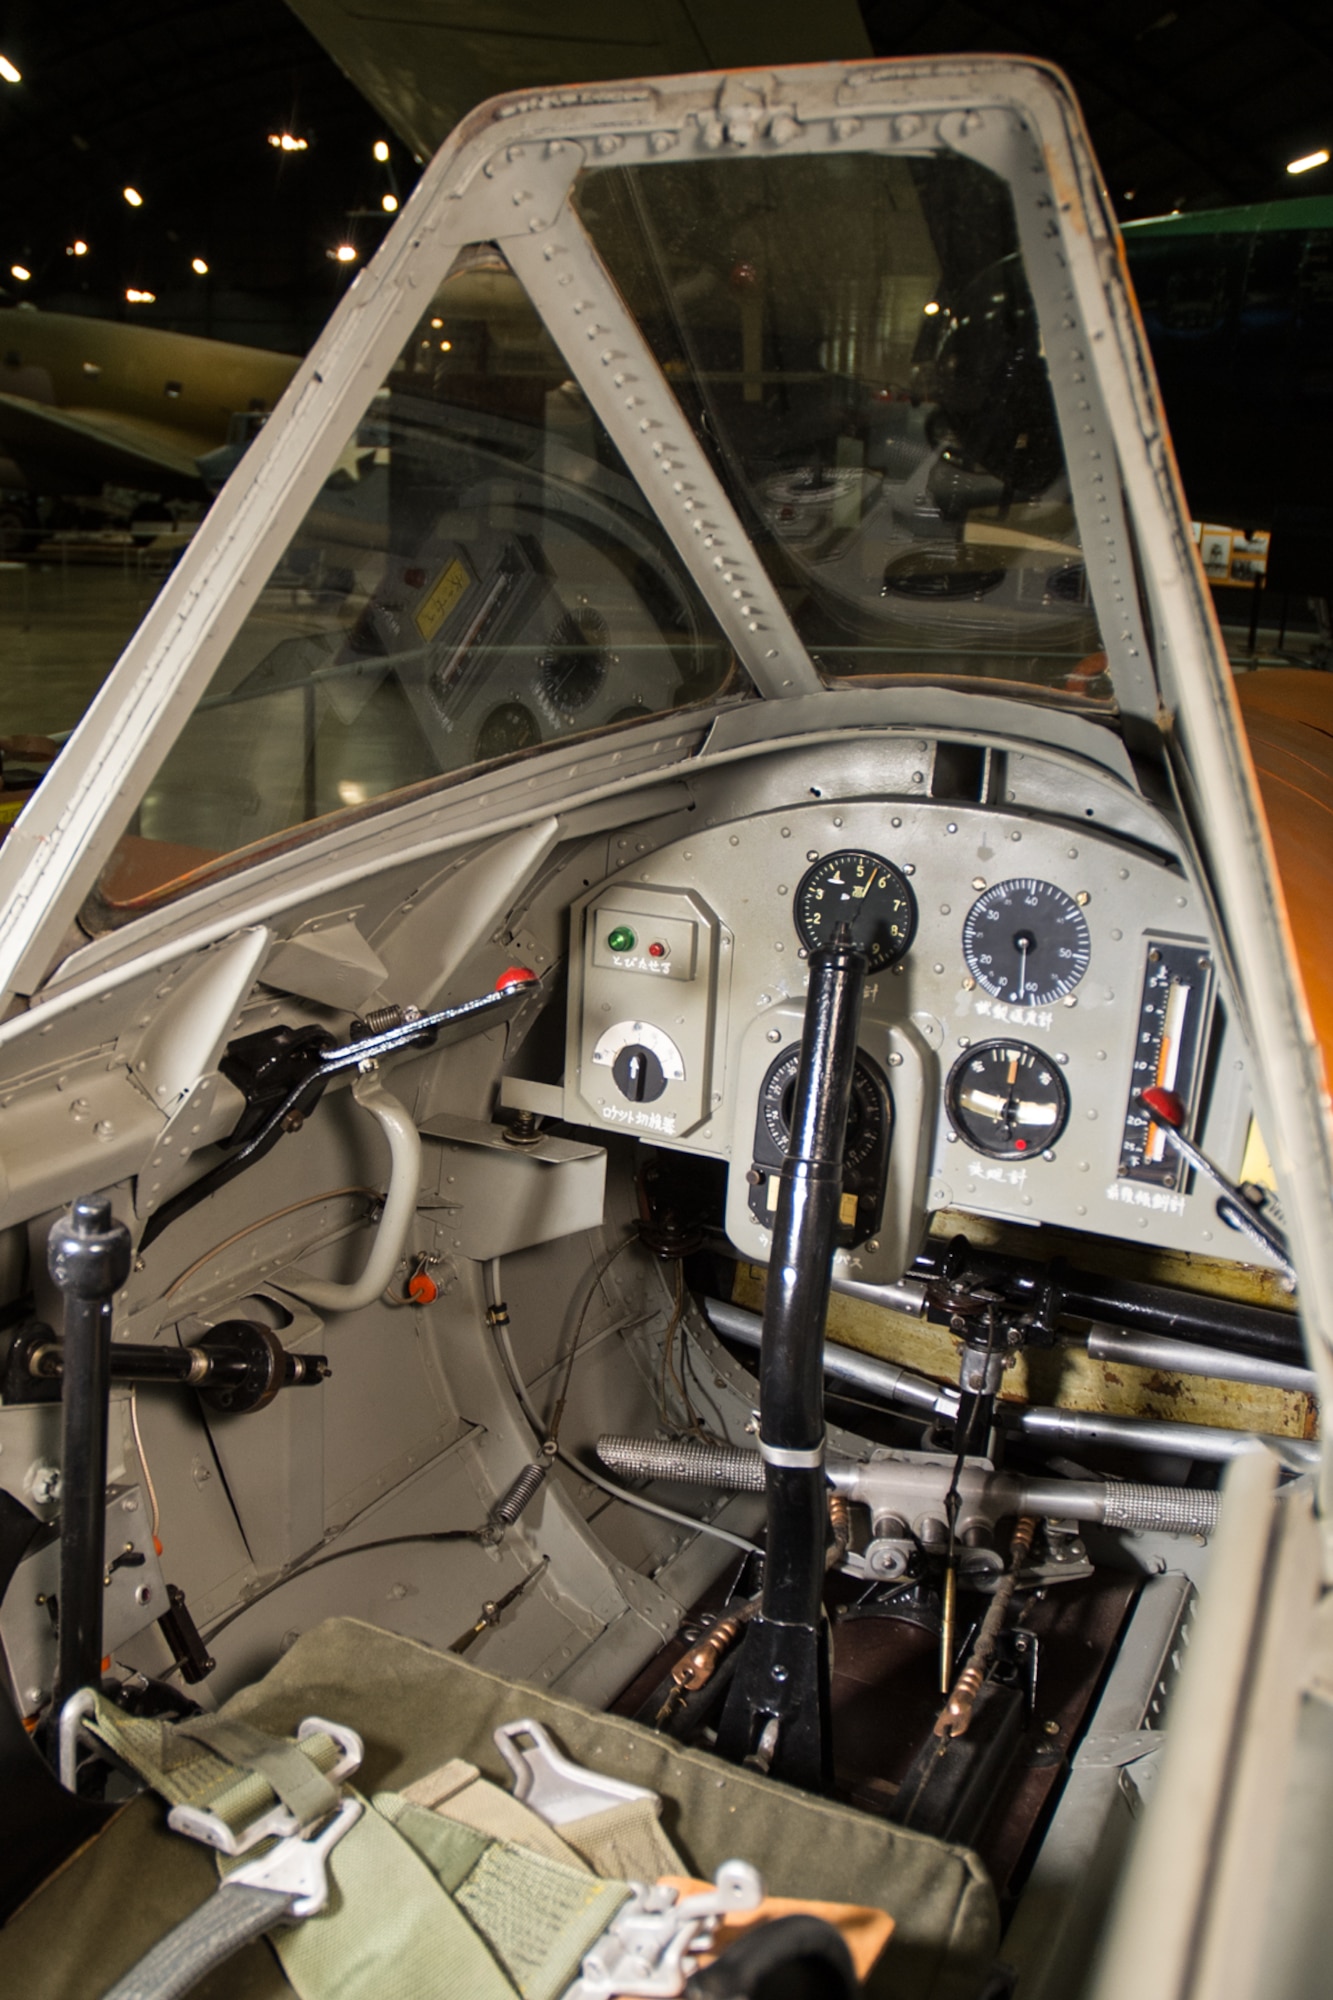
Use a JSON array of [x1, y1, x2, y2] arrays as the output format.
[[485, 1254, 762, 1557]]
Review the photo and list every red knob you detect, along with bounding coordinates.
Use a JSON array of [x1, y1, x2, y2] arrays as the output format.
[[496, 966, 536, 992], [1140, 1085, 1185, 1128]]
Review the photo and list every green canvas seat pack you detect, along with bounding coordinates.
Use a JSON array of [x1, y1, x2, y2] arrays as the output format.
[[0, 1618, 999, 1999]]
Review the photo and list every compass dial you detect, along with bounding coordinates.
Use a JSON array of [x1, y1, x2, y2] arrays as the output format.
[[758, 1047, 888, 1175], [946, 1040, 1070, 1159], [794, 850, 917, 970], [962, 878, 1090, 1006]]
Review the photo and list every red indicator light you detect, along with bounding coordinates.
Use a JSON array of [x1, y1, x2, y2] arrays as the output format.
[[647, 940, 668, 959], [1014, 1139, 1027, 1152]]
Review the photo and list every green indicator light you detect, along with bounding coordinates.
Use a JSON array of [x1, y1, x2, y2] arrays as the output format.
[[607, 925, 636, 953]]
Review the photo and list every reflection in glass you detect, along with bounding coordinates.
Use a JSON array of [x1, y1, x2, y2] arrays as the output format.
[[93, 248, 741, 917], [575, 153, 1105, 692]]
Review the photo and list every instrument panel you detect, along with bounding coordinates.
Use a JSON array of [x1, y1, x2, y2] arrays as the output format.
[[560, 785, 1261, 1284]]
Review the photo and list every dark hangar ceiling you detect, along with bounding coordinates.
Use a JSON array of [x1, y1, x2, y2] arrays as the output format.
[[0, 0, 1330, 350]]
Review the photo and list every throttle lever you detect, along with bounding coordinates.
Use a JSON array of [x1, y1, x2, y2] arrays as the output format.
[[1138, 1087, 1295, 1283], [319, 967, 537, 1073], [140, 969, 538, 1251]]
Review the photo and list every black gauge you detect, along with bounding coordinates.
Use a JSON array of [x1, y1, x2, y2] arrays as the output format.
[[961, 878, 1090, 1006], [794, 850, 917, 970], [749, 1045, 892, 1246], [475, 701, 541, 762], [536, 606, 609, 717], [946, 1041, 1070, 1159]]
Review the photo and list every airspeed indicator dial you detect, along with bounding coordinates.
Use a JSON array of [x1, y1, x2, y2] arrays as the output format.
[[794, 850, 917, 970], [946, 1040, 1070, 1158], [962, 878, 1090, 1006]]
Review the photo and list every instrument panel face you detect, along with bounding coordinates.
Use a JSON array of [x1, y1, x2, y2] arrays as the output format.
[[564, 775, 1259, 1279]]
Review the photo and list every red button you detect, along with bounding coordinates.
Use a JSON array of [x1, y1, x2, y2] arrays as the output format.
[[495, 966, 537, 990], [647, 941, 667, 959]]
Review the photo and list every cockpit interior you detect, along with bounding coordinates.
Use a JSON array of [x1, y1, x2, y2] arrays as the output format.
[[0, 56, 1328, 2000]]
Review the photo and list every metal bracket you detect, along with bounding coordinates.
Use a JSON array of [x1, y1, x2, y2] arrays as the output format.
[[167, 1717, 363, 1856], [568, 1859, 764, 1999], [223, 1795, 363, 1921], [1075, 1727, 1163, 1770], [495, 1717, 659, 1825]]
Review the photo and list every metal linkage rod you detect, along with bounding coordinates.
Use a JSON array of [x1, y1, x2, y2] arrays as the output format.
[[49, 1198, 132, 1715], [910, 1240, 1303, 1364], [703, 1298, 1319, 1469], [716, 930, 867, 1787], [595, 1434, 1222, 1538]]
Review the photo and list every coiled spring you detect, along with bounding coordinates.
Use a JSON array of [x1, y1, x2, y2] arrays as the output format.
[[492, 1458, 550, 1528]]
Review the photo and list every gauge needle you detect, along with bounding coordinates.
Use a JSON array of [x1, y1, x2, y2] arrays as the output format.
[[852, 866, 879, 900]]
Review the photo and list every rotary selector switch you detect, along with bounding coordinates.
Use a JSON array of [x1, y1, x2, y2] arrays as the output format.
[[593, 1021, 686, 1104], [572, 883, 727, 1141]]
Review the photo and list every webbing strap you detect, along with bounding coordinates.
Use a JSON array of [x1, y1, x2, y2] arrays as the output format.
[[85, 1697, 344, 1838], [101, 1885, 294, 2000], [379, 1794, 628, 2000], [176, 1718, 339, 1827], [401, 1757, 589, 1869], [272, 1796, 521, 2000], [560, 1796, 686, 1883], [401, 1754, 684, 1883]]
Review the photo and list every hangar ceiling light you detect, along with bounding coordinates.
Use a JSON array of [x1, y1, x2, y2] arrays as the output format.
[[0, 56, 20, 84], [123, 186, 143, 207], [1287, 148, 1329, 174]]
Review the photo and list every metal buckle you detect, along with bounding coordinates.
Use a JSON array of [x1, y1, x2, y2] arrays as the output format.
[[167, 1715, 364, 1857], [495, 1717, 660, 1826], [222, 1796, 363, 1920], [567, 1860, 764, 1999]]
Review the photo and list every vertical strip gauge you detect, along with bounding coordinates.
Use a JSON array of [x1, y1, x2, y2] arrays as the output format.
[[1118, 941, 1215, 1185]]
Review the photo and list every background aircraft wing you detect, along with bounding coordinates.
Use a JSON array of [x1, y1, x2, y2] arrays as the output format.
[[287, 0, 872, 157], [0, 393, 207, 497]]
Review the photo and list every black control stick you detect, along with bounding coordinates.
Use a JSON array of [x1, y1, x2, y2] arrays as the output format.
[[716, 927, 867, 1788], [48, 1197, 131, 1717]]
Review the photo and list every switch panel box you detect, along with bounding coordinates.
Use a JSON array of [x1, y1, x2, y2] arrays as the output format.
[[567, 883, 730, 1145]]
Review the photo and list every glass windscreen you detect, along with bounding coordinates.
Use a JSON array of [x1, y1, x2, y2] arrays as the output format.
[[575, 152, 1106, 694], [91, 247, 743, 917]]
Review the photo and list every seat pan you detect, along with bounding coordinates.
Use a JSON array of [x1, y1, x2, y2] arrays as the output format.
[[0, 1618, 998, 2000]]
